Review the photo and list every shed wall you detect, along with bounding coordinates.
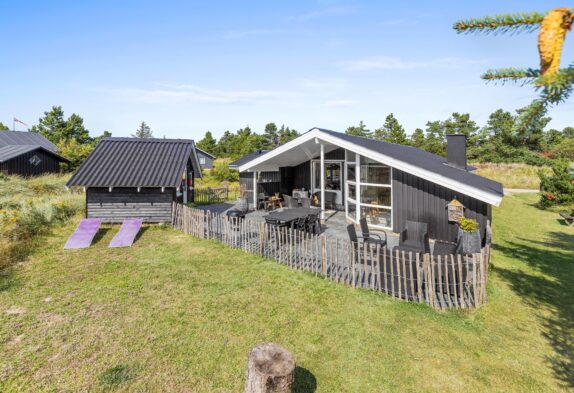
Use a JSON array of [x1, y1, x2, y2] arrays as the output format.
[[87, 187, 174, 223], [392, 169, 491, 242]]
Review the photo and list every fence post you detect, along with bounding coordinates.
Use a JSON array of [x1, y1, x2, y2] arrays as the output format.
[[321, 236, 327, 276]]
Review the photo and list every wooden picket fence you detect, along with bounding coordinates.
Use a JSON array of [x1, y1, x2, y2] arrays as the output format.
[[172, 203, 491, 310], [194, 186, 241, 204]]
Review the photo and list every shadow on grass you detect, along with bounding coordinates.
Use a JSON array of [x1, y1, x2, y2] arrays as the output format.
[[493, 230, 574, 389], [293, 366, 317, 393], [134, 225, 150, 244], [99, 363, 138, 389], [92, 227, 111, 246]]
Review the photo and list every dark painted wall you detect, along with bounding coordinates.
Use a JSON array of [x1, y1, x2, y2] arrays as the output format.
[[239, 171, 280, 206], [87, 187, 175, 223], [0, 149, 64, 176], [392, 168, 491, 242], [197, 151, 214, 169]]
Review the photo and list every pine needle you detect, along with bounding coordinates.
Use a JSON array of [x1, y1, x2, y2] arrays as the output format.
[[453, 12, 545, 35]]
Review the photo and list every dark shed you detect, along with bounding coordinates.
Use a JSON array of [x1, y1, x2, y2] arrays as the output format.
[[0, 131, 69, 176], [195, 147, 216, 169], [67, 137, 202, 223]]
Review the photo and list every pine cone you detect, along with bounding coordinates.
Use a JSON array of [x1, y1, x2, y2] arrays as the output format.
[[538, 8, 573, 75]]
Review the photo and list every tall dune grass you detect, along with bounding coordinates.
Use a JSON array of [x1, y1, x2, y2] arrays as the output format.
[[0, 174, 84, 269], [473, 163, 551, 189]]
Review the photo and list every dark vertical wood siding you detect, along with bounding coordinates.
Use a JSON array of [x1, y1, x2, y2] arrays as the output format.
[[0, 150, 63, 176], [87, 187, 174, 223], [239, 171, 280, 204], [197, 151, 214, 169], [312, 147, 345, 160], [293, 161, 311, 190], [392, 169, 490, 242]]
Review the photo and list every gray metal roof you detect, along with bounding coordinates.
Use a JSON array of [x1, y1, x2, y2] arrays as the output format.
[[195, 147, 216, 159], [67, 137, 201, 188], [229, 150, 269, 168], [0, 131, 58, 152], [0, 144, 69, 163], [315, 128, 503, 197]]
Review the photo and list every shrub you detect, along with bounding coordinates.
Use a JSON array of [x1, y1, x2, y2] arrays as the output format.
[[550, 138, 574, 160], [211, 158, 239, 182], [459, 217, 479, 232], [539, 159, 574, 207]]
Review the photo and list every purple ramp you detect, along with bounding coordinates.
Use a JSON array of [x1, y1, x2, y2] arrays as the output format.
[[109, 219, 143, 248], [64, 219, 102, 250]]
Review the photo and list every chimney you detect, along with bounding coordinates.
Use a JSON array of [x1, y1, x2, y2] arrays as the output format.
[[446, 134, 467, 170]]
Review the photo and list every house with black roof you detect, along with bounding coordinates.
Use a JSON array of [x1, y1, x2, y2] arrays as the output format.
[[67, 137, 202, 223], [195, 147, 216, 169], [0, 131, 69, 176], [236, 127, 503, 243]]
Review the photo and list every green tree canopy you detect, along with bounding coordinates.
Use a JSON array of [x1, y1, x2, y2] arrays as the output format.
[[278, 125, 299, 145], [132, 121, 154, 138], [345, 121, 372, 138], [262, 122, 279, 149], [30, 106, 91, 144], [374, 113, 408, 145], [410, 128, 425, 148], [197, 131, 217, 154], [0, 122, 9, 131], [423, 120, 446, 156]]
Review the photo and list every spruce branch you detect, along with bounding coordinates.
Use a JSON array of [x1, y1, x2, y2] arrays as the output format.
[[481, 68, 540, 84], [453, 12, 545, 34]]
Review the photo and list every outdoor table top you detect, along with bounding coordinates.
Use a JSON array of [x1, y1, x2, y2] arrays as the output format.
[[265, 207, 319, 222]]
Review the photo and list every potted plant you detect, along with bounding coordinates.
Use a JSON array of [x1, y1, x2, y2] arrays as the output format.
[[458, 217, 481, 254]]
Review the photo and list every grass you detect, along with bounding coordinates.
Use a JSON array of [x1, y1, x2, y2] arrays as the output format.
[[473, 163, 551, 189], [0, 193, 572, 392]]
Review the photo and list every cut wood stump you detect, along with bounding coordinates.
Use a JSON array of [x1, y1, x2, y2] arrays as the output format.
[[245, 343, 295, 393]]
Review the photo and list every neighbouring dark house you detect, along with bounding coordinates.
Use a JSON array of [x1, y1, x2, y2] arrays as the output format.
[[67, 137, 202, 223], [0, 131, 69, 176], [236, 128, 503, 243], [196, 147, 216, 169]]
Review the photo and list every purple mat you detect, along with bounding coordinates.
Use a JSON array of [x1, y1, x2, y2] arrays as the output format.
[[64, 219, 102, 250], [109, 219, 143, 248]]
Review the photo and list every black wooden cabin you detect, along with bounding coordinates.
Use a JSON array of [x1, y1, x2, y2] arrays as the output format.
[[67, 137, 202, 223]]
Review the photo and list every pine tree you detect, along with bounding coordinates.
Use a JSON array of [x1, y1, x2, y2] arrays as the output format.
[[197, 131, 217, 154], [278, 125, 299, 145], [262, 122, 279, 149], [423, 120, 446, 156], [410, 128, 425, 148], [454, 8, 574, 132], [345, 121, 372, 138], [374, 113, 408, 144], [132, 121, 154, 138], [30, 106, 91, 144]]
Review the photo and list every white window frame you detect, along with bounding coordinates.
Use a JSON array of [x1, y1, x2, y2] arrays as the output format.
[[345, 149, 393, 230]]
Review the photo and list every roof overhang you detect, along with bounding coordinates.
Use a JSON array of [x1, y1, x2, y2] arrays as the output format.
[[239, 128, 503, 206]]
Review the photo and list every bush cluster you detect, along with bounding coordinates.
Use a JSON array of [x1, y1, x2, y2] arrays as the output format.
[[538, 160, 574, 207]]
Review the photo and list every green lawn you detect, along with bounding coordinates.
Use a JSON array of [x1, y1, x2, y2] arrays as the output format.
[[0, 193, 572, 392]]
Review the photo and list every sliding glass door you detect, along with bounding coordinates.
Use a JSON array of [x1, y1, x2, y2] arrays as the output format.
[[345, 150, 392, 229], [311, 160, 343, 206]]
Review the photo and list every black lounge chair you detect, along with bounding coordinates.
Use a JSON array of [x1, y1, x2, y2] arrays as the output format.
[[398, 220, 430, 254], [359, 217, 387, 247], [300, 197, 311, 209]]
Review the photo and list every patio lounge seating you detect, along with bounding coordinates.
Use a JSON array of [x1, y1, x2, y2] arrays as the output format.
[[559, 210, 574, 226], [398, 220, 430, 254], [283, 194, 298, 208], [359, 217, 387, 247], [300, 197, 311, 209], [64, 218, 102, 250]]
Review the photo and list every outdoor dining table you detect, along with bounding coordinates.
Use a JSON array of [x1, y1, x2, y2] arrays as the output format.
[[265, 207, 318, 225]]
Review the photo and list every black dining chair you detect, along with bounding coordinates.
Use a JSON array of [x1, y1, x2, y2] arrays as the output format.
[[292, 216, 307, 231], [398, 220, 430, 254], [306, 213, 320, 234], [257, 193, 267, 210], [359, 217, 387, 247]]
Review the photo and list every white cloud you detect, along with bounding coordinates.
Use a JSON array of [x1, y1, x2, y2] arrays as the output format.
[[339, 56, 482, 72], [298, 77, 347, 89], [324, 99, 357, 108], [101, 83, 294, 105]]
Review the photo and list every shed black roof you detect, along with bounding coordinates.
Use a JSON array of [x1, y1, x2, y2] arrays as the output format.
[[229, 150, 269, 168], [315, 128, 503, 197], [67, 137, 201, 188]]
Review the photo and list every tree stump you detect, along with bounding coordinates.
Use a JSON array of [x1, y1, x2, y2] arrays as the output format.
[[244, 343, 295, 393]]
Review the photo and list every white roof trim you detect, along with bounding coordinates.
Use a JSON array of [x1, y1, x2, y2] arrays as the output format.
[[239, 128, 502, 206]]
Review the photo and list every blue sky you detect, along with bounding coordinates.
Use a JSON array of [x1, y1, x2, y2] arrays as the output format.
[[1, 0, 572, 140]]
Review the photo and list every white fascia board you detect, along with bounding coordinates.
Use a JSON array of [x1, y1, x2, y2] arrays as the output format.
[[240, 128, 503, 206]]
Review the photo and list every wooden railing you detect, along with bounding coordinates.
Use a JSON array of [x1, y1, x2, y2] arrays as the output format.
[[193, 186, 241, 205], [172, 203, 491, 310]]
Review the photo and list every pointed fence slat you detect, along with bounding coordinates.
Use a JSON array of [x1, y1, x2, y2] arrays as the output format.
[[171, 202, 491, 310]]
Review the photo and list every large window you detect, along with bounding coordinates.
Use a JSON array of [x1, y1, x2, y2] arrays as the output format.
[[345, 150, 392, 228]]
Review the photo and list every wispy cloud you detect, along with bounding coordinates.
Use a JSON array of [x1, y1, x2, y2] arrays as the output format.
[[101, 83, 293, 104], [298, 77, 347, 89], [324, 99, 357, 108], [339, 56, 482, 72], [288, 5, 353, 22]]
